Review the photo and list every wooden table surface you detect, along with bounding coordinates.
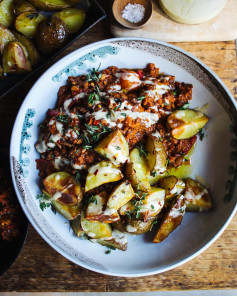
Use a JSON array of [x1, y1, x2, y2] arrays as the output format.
[[0, 0, 237, 292]]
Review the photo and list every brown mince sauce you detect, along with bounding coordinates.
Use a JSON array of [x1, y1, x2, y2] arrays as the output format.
[[36, 63, 195, 178]]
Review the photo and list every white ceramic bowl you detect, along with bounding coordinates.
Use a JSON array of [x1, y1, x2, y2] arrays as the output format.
[[10, 38, 237, 277]]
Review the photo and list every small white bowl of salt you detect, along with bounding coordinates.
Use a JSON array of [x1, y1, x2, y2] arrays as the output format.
[[112, 0, 153, 29]]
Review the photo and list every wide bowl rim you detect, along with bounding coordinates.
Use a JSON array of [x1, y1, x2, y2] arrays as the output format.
[[10, 37, 237, 277]]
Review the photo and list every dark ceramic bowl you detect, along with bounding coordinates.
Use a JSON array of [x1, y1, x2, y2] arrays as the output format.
[[0, 153, 28, 276]]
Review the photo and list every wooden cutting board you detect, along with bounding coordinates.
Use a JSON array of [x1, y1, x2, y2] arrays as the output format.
[[111, 0, 237, 42]]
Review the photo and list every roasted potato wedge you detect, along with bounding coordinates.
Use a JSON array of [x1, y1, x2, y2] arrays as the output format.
[[0, 24, 16, 53], [146, 171, 167, 185], [159, 176, 185, 199], [145, 135, 167, 173], [85, 193, 120, 223], [28, 0, 70, 11], [53, 7, 85, 34], [70, 215, 84, 237], [94, 130, 129, 166], [81, 211, 112, 239], [43, 171, 82, 206], [107, 180, 134, 210], [125, 148, 151, 192], [113, 216, 156, 235], [138, 187, 165, 221], [85, 160, 123, 192], [94, 230, 128, 251], [119, 187, 165, 221], [36, 16, 69, 54], [2, 41, 31, 74], [15, 12, 46, 38], [12, 30, 39, 65], [14, 0, 37, 15], [167, 109, 209, 140], [0, 0, 14, 27], [184, 178, 212, 212], [43, 190, 81, 220], [153, 194, 186, 243]]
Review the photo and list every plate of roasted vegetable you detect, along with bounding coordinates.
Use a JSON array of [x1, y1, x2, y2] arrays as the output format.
[[0, 153, 28, 276], [0, 0, 105, 99], [10, 38, 237, 276]]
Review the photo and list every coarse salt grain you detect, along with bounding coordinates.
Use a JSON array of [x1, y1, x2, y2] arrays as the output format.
[[122, 3, 145, 24]]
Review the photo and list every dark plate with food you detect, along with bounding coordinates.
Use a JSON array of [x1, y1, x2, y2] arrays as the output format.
[[0, 0, 106, 99], [0, 153, 28, 276]]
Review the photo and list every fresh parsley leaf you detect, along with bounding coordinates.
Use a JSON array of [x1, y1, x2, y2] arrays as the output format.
[[116, 146, 121, 150], [121, 113, 127, 118], [179, 103, 190, 110]]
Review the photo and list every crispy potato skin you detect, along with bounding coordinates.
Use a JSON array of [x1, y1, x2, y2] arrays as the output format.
[[15, 12, 46, 38], [0, 24, 16, 53], [43, 171, 82, 206], [36, 16, 69, 54], [125, 148, 151, 192], [81, 211, 112, 239], [167, 109, 209, 140], [94, 129, 129, 166], [159, 175, 185, 199], [145, 135, 167, 173], [0, 0, 14, 27], [184, 178, 212, 212], [14, 0, 37, 15], [85, 161, 123, 192], [43, 190, 81, 220], [113, 216, 156, 235], [107, 181, 135, 210], [153, 194, 185, 243], [96, 237, 127, 251], [28, 0, 70, 11], [70, 215, 84, 237], [2, 41, 32, 74], [11, 30, 39, 65], [53, 7, 85, 34]]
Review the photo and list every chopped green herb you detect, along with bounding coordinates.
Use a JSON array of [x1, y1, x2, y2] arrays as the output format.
[[51, 205, 57, 215], [173, 90, 178, 96], [87, 195, 97, 205], [37, 193, 51, 211], [151, 205, 155, 210], [199, 128, 205, 141], [137, 96, 145, 102], [151, 171, 158, 177], [57, 114, 68, 123], [137, 143, 148, 157], [116, 146, 121, 150], [27, 12, 39, 20], [75, 171, 81, 183], [125, 211, 131, 219], [121, 190, 126, 194], [121, 113, 127, 118], [105, 249, 111, 254], [179, 103, 190, 110]]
